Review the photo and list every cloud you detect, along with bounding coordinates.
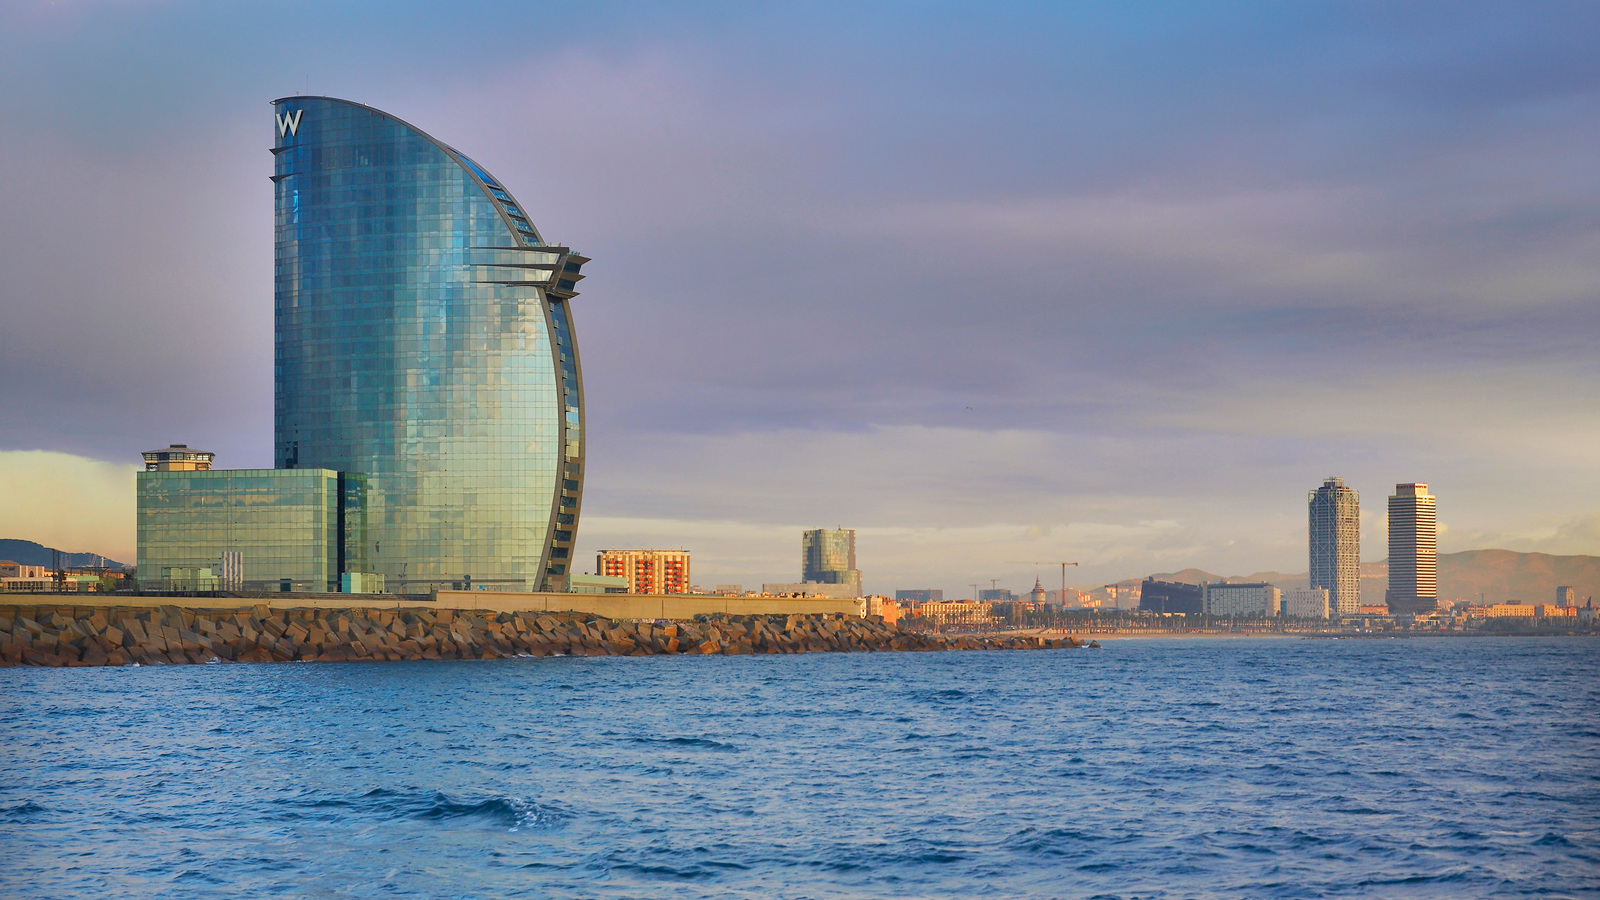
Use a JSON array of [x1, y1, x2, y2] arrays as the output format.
[[0, 451, 139, 563], [3, 3, 1598, 594]]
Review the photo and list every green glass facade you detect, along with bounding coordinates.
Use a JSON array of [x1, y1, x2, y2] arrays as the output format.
[[137, 469, 349, 592], [802, 528, 861, 595], [272, 97, 586, 593]]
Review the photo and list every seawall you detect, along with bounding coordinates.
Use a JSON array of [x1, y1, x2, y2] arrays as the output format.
[[0, 590, 863, 618], [0, 601, 1086, 667]]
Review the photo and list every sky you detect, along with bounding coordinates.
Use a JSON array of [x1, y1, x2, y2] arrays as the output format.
[[1, 1, 1596, 594]]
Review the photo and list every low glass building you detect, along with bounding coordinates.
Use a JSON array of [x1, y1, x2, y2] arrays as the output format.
[[137, 468, 355, 592], [272, 96, 587, 593]]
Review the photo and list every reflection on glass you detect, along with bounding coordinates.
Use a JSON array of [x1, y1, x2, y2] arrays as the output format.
[[272, 98, 586, 592]]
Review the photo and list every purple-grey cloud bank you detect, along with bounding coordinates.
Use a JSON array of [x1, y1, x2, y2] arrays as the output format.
[[1, 2, 1596, 591]]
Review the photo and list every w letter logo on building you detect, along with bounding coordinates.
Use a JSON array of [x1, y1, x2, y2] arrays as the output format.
[[276, 109, 304, 138]]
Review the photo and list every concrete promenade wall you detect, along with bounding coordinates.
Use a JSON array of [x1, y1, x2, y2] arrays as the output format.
[[0, 591, 859, 619]]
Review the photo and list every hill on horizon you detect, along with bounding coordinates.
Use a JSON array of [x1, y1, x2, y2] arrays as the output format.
[[1105, 550, 1598, 606], [0, 539, 128, 570]]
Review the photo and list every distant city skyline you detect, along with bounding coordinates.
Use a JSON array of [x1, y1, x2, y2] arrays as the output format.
[[3, 4, 1597, 594]]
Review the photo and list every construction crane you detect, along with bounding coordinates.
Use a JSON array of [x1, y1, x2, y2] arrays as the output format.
[[1006, 560, 1079, 605]]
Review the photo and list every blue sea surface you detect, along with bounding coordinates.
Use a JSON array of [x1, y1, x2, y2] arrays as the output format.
[[2, 637, 1597, 898]]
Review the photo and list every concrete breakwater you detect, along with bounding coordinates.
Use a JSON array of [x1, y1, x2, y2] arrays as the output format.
[[0, 603, 1087, 667]]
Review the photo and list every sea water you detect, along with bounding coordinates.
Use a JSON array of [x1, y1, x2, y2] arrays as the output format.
[[2, 637, 1596, 898]]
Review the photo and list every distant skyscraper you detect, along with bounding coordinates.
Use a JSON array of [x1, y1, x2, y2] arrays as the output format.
[[1386, 483, 1438, 614], [1309, 477, 1361, 615], [801, 528, 862, 596]]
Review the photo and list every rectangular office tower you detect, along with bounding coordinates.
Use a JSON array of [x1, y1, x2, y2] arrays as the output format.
[[136, 445, 367, 592], [139, 467, 344, 592], [1308, 477, 1361, 615], [273, 97, 588, 593], [1386, 483, 1438, 614]]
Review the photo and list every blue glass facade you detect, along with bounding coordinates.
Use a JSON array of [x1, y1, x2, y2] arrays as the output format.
[[272, 97, 586, 592]]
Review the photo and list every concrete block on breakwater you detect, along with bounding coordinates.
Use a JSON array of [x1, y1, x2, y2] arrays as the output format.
[[0, 603, 1086, 667]]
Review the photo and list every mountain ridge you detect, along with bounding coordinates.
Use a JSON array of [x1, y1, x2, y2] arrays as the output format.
[[0, 539, 129, 570], [1110, 550, 1598, 605]]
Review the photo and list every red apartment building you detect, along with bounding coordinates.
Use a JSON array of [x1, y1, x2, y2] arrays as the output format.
[[596, 550, 691, 595]]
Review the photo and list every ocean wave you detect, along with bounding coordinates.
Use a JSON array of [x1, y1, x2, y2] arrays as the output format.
[[413, 794, 562, 832], [632, 736, 737, 751], [1, 800, 47, 821], [1005, 826, 1106, 857], [272, 787, 565, 832]]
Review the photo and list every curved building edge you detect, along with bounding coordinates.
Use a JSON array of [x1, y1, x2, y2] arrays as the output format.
[[270, 95, 588, 592]]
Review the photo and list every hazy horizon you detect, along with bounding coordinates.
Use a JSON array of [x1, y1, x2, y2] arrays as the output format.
[[2, 2, 1596, 594]]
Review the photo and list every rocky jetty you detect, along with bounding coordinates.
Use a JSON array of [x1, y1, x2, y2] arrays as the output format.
[[0, 604, 1085, 667]]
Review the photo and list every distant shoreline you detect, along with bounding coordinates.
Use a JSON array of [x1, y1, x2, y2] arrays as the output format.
[[969, 629, 1597, 641]]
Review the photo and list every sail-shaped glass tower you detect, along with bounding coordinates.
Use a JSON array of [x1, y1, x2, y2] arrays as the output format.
[[272, 97, 586, 593]]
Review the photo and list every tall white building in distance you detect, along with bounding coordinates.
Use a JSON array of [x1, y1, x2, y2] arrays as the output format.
[[1386, 483, 1438, 614]]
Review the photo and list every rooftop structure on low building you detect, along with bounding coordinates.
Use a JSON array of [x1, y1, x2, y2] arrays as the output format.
[[141, 444, 214, 471]]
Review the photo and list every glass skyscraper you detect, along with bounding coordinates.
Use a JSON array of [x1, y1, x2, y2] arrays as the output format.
[[272, 97, 587, 593], [801, 528, 861, 596], [1308, 477, 1361, 616]]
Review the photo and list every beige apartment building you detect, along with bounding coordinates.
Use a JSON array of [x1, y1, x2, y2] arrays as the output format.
[[1283, 587, 1331, 619], [1480, 603, 1535, 618], [915, 600, 995, 628], [596, 549, 691, 595], [1202, 582, 1281, 617]]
